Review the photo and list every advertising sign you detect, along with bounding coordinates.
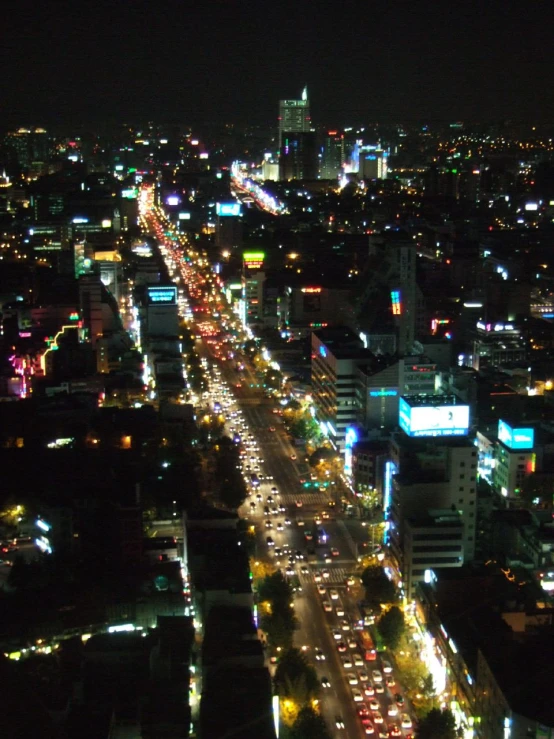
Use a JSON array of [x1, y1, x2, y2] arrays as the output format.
[[216, 202, 241, 217], [399, 398, 469, 437], [498, 420, 534, 450], [147, 286, 177, 305]]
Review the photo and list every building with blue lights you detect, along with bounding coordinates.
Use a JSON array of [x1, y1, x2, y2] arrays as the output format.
[[311, 327, 372, 450]]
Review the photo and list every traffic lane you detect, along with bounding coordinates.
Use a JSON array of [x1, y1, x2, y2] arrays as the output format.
[[294, 581, 365, 739]]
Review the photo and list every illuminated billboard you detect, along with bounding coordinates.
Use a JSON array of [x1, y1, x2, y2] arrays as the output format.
[[147, 286, 177, 305], [216, 202, 241, 217], [166, 195, 180, 206], [498, 420, 534, 450], [391, 290, 402, 315], [399, 397, 469, 438], [243, 251, 265, 270]]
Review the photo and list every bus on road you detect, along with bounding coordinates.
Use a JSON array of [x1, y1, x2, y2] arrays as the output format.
[[359, 629, 377, 661]]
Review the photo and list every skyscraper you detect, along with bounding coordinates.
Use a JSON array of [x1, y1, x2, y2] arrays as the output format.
[[320, 131, 345, 180], [278, 87, 310, 145]]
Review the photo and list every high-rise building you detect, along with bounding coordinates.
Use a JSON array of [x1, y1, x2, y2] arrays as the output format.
[[279, 131, 317, 181], [320, 131, 345, 179], [358, 236, 419, 355], [278, 87, 310, 144], [359, 148, 388, 180], [278, 88, 315, 181], [5, 127, 49, 169]]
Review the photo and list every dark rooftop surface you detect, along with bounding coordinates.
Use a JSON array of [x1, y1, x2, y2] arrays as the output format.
[[200, 666, 276, 739]]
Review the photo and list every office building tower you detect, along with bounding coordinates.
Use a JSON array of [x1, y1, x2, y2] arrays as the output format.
[[5, 127, 49, 169], [311, 327, 372, 451], [358, 236, 419, 356], [359, 148, 387, 180], [279, 131, 317, 181], [278, 87, 310, 144], [320, 131, 345, 179]]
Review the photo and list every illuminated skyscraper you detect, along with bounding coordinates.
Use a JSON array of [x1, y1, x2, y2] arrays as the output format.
[[320, 131, 345, 180], [278, 87, 310, 145]]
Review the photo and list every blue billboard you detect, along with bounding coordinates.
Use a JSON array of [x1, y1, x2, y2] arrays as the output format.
[[498, 420, 534, 450], [216, 202, 241, 217], [399, 397, 470, 438], [147, 286, 177, 305]]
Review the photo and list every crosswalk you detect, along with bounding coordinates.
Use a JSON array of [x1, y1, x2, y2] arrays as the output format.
[[280, 492, 328, 506], [299, 566, 350, 585]]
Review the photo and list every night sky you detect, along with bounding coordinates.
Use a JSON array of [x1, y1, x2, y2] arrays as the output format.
[[1, 0, 553, 127]]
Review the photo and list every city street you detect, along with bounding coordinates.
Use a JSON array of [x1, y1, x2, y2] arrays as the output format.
[[144, 208, 415, 739]]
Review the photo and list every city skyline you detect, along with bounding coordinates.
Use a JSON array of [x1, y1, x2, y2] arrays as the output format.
[[1, 0, 553, 126]]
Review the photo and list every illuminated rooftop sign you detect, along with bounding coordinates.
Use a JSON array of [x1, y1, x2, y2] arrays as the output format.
[[216, 202, 241, 217], [498, 420, 534, 450], [370, 389, 397, 397], [243, 251, 265, 270], [399, 397, 469, 438], [147, 286, 177, 305], [301, 287, 322, 294]]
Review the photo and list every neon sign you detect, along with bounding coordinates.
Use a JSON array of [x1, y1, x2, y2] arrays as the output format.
[[302, 287, 322, 294], [391, 290, 402, 315]]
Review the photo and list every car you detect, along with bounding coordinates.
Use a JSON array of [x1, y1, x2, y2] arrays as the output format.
[[337, 642, 347, 653], [373, 711, 384, 724], [290, 454, 297, 460], [385, 675, 395, 687], [363, 723, 375, 735], [297, 519, 305, 526], [341, 654, 352, 668], [372, 669, 383, 683], [358, 703, 370, 717], [358, 670, 369, 682], [285, 566, 295, 576], [348, 636, 358, 649], [276, 522, 284, 531], [284, 518, 292, 526], [401, 714, 412, 729], [266, 537, 274, 547], [331, 547, 340, 556], [264, 520, 273, 529], [315, 649, 325, 661], [322, 569, 331, 579], [266, 496, 274, 504], [335, 716, 345, 730], [300, 565, 309, 574], [295, 500, 302, 507], [279, 504, 286, 512], [256, 492, 263, 500], [353, 653, 364, 667], [295, 550, 304, 560], [340, 619, 350, 631], [263, 505, 270, 515], [314, 572, 322, 583], [394, 693, 404, 706], [321, 676, 331, 688], [347, 672, 358, 685], [271, 507, 279, 516], [387, 704, 398, 717], [317, 584, 326, 595], [369, 699, 380, 711], [330, 588, 339, 599], [269, 426, 275, 432], [322, 510, 330, 519], [332, 629, 342, 640], [388, 725, 402, 737], [314, 516, 323, 525], [382, 659, 393, 674], [323, 553, 332, 563], [364, 684, 375, 696], [352, 688, 364, 702], [375, 681, 385, 694]]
